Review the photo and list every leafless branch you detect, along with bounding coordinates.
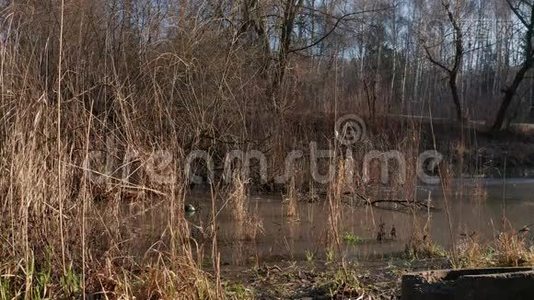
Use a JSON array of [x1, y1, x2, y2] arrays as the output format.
[[288, 6, 395, 53]]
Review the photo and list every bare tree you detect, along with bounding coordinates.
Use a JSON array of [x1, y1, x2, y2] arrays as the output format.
[[270, 0, 304, 111], [422, 0, 466, 122], [492, 0, 534, 131]]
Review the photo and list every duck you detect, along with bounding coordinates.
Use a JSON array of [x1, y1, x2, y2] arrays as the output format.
[[519, 226, 530, 235], [377, 222, 386, 242], [185, 204, 196, 214]]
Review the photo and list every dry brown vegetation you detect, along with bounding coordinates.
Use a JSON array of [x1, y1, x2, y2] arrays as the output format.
[[1, 0, 534, 298]]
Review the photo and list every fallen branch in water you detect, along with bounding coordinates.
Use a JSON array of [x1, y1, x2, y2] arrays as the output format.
[[340, 191, 438, 211], [366, 199, 438, 210]]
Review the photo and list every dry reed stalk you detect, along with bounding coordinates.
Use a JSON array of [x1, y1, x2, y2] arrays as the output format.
[[228, 172, 248, 222], [285, 176, 299, 218], [326, 159, 346, 253]]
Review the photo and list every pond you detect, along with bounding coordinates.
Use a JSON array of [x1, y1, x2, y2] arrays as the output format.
[[176, 178, 534, 267]]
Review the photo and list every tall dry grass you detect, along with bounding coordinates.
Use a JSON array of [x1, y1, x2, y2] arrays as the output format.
[[455, 226, 534, 269], [0, 1, 238, 298], [284, 175, 299, 218], [227, 173, 248, 223]]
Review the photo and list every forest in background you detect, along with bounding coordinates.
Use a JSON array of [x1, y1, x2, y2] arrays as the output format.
[[2, 0, 534, 140]]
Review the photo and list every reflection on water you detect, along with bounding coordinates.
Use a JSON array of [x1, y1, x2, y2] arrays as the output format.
[[197, 179, 534, 265], [122, 179, 534, 266]]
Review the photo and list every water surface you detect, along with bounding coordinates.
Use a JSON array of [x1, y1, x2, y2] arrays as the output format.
[[185, 178, 534, 266], [117, 178, 534, 267]]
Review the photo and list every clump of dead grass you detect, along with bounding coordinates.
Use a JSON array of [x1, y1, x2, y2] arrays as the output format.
[[227, 172, 264, 241], [405, 232, 447, 259], [493, 231, 534, 267], [228, 173, 249, 223], [455, 225, 534, 268]]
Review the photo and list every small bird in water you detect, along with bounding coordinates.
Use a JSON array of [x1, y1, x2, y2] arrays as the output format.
[[185, 204, 196, 215], [390, 225, 397, 239], [460, 232, 477, 239], [377, 222, 386, 242], [519, 226, 530, 235]]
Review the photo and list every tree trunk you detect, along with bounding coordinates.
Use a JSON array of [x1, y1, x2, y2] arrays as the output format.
[[492, 2, 534, 131], [449, 76, 464, 122], [269, 0, 303, 111], [492, 61, 533, 130], [422, 1, 465, 122]]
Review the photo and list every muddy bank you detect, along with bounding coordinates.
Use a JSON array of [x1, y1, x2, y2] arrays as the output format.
[[220, 259, 451, 299], [418, 120, 534, 177]]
